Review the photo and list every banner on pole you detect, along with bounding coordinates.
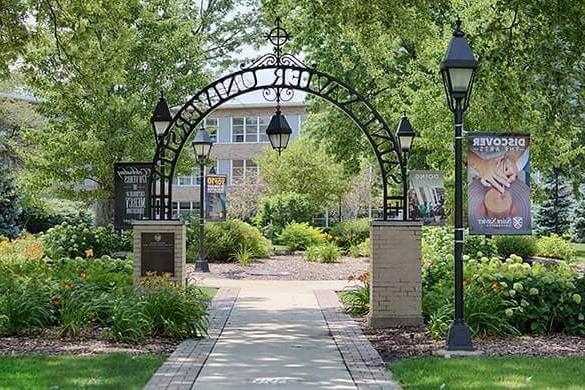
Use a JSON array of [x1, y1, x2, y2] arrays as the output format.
[[114, 163, 152, 230], [205, 174, 227, 221], [408, 170, 446, 225], [467, 133, 531, 235]]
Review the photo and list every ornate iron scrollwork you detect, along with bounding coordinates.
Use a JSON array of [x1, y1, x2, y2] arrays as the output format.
[[150, 18, 407, 221]]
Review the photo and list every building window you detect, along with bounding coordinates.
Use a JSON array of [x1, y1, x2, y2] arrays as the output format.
[[204, 117, 218, 142], [231, 116, 271, 143], [232, 117, 244, 142], [231, 159, 259, 184], [177, 176, 192, 186]]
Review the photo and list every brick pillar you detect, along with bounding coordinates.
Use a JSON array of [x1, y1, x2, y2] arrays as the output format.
[[133, 220, 187, 287], [367, 221, 423, 328]]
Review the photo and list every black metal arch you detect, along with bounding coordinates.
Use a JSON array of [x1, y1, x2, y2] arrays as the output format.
[[150, 21, 407, 221]]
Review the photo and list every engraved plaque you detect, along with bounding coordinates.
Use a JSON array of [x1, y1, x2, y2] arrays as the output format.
[[141, 232, 175, 276]]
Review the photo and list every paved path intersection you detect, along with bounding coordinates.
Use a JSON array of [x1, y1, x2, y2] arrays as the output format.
[[146, 280, 399, 389]]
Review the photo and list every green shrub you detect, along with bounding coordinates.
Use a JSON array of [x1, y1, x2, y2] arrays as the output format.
[[187, 219, 270, 262], [304, 242, 341, 263], [348, 238, 370, 258], [19, 197, 93, 234], [277, 222, 325, 251], [111, 295, 151, 344], [339, 272, 370, 316], [0, 277, 53, 335], [536, 234, 576, 261], [142, 275, 209, 339], [234, 244, 253, 266], [43, 222, 131, 258], [422, 227, 585, 337], [464, 235, 498, 258], [329, 219, 370, 249], [493, 235, 538, 259], [254, 192, 320, 238]]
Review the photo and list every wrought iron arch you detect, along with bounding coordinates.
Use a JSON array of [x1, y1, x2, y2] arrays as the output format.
[[150, 19, 407, 221]]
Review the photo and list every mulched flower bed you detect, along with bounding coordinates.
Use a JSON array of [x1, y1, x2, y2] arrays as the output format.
[[0, 332, 178, 356], [355, 318, 585, 362], [187, 255, 368, 281]]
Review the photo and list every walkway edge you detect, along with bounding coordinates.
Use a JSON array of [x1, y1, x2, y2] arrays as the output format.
[[144, 287, 240, 390], [314, 289, 402, 390]]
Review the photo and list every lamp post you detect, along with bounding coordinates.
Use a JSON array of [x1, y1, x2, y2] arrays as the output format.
[[191, 127, 214, 273], [440, 18, 478, 351], [150, 92, 172, 219], [396, 112, 416, 220]]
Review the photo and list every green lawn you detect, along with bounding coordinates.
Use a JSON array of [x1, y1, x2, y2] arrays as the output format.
[[573, 243, 585, 262], [0, 354, 165, 389], [390, 356, 585, 389]]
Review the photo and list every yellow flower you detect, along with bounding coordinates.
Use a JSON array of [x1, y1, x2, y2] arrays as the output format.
[[85, 248, 94, 258]]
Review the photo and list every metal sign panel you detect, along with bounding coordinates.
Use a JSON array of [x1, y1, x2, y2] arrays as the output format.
[[467, 133, 531, 235], [114, 163, 152, 230], [140, 232, 174, 276]]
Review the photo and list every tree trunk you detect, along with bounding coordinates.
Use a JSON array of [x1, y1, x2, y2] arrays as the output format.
[[94, 198, 115, 226]]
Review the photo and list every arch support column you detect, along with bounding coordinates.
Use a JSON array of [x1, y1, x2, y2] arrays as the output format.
[[368, 221, 423, 328]]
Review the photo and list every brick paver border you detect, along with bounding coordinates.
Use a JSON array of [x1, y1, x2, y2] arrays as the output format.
[[144, 287, 240, 390], [315, 289, 402, 390]]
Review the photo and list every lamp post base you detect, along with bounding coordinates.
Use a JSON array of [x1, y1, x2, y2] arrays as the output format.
[[194, 260, 210, 273], [445, 321, 474, 351]]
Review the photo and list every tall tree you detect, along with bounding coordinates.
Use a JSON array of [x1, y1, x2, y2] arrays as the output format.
[[534, 168, 573, 236], [18, 0, 262, 225], [263, 0, 585, 216]]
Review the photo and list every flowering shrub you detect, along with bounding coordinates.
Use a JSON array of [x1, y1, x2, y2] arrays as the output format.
[[42, 222, 132, 258], [0, 253, 210, 342], [536, 234, 576, 261], [339, 272, 370, 316], [422, 227, 585, 338]]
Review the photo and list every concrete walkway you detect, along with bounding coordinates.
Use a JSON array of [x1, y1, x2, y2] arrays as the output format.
[[146, 280, 399, 389]]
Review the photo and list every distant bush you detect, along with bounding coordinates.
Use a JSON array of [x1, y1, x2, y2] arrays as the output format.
[[536, 234, 575, 261], [19, 197, 93, 234], [254, 192, 320, 238], [493, 235, 538, 260], [43, 222, 132, 258], [329, 219, 370, 249], [305, 242, 341, 263], [348, 238, 370, 258], [277, 222, 325, 251], [187, 219, 270, 262]]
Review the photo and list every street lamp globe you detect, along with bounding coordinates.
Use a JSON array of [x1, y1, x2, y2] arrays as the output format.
[[265, 109, 292, 155], [150, 92, 173, 140], [396, 113, 416, 154], [440, 18, 478, 111], [192, 127, 213, 160]]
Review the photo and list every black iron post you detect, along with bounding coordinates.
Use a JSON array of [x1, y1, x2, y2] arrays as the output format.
[[445, 100, 473, 350], [195, 161, 209, 272]]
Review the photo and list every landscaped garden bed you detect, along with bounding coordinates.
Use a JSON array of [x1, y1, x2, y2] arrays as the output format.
[[0, 228, 212, 356]]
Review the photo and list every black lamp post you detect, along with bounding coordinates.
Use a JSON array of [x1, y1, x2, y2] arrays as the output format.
[[191, 127, 213, 273], [265, 108, 292, 155], [150, 92, 173, 219], [396, 112, 416, 220], [440, 18, 478, 351]]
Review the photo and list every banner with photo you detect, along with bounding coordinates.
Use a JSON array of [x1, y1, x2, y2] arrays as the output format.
[[467, 133, 531, 235], [408, 170, 446, 225], [205, 174, 227, 221], [114, 163, 152, 230]]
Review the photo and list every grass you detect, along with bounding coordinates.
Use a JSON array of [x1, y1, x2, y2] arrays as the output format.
[[390, 356, 585, 389], [200, 286, 218, 299], [573, 243, 585, 262], [0, 354, 165, 389]]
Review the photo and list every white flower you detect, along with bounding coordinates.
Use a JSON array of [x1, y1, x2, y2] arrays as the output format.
[[529, 288, 539, 296], [505, 308, 514, 317]]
